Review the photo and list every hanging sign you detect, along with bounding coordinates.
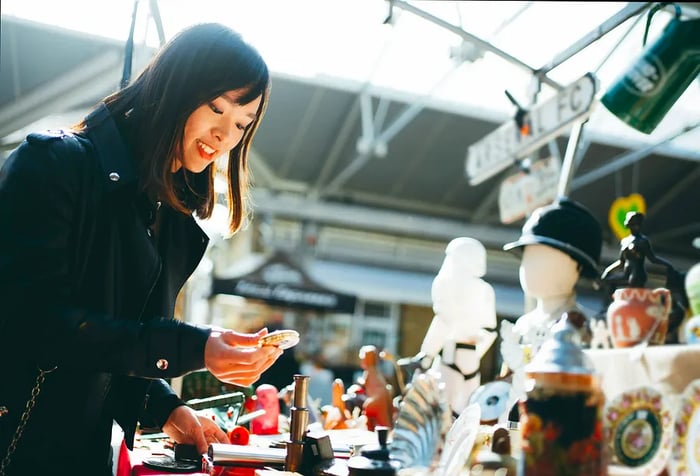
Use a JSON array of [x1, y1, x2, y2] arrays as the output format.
[[498, 156, 561, 224], [211, 250, 357, 313], [466, 72, 598, 186]]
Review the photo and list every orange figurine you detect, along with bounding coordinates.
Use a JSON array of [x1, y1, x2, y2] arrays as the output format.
[[358, 345, 393, 431], [324, 378, 352, 430]]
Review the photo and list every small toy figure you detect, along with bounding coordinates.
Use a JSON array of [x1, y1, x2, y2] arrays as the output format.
[[590, 319, 612, 349], [250, 384, 280, 435], [322, 378, 352, 430], [601, 212, 677, 288], [358, 345, 393, 431]]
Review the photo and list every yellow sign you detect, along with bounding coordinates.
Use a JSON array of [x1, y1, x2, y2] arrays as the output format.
[[608, 193, 647, 240]]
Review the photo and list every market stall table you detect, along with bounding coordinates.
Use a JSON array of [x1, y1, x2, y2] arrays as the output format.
[[584, 343, 700, 407]]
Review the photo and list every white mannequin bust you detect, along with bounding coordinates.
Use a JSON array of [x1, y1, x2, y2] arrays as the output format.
[[513, 243, 584, 354], [500, 197, 602, 422], [500, 243, 590, 420], [421, 237, 497, 415]]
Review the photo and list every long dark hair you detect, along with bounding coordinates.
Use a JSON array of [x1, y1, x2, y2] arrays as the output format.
[[91, 23, 269, 234]]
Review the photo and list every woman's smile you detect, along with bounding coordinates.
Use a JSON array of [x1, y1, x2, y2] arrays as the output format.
[[196, 138, 217, 160]]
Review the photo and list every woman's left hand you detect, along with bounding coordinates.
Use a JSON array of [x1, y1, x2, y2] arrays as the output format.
[[162, 405, 229, 455]]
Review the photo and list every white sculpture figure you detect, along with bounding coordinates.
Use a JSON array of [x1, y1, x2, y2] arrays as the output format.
[[421, 237, 498, 415]]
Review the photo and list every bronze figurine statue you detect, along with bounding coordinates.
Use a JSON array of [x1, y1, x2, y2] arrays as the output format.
[[601, 211, 677, 288]]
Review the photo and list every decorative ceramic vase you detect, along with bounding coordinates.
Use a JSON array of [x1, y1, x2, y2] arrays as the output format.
[[606, 287, 672, 348]]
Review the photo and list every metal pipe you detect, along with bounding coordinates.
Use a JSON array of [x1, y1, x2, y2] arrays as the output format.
[[148, 0, 167, 46], [207, 443, 287, 467], [285, 374, 310, 472], [558, 119, 588, 197], [391, 0, 563, 90], [570, 122, 700, 190], [538, 2, 652, 74]]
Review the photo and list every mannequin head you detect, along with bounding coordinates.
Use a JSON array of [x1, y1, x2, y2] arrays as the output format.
[[520, 244, 581, 300], [503, 198, 602, 280]]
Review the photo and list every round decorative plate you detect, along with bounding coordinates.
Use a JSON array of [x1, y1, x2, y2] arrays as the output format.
[[669, 379, 700, 476], [604, 386, 673, 475], [467, 380, 512, 423]]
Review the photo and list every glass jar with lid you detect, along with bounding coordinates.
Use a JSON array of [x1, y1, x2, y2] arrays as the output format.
[[518, 312, 608, 475]]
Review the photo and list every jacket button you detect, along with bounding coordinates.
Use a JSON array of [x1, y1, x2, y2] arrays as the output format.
[[156, 359, 169, 370], [0, 406, 8, 418], [109, 172, 121, 182]]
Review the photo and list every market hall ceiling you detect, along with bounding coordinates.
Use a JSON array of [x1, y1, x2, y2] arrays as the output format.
[[1, 2, 698, 276]]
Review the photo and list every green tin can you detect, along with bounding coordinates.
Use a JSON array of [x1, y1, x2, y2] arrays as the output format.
[[601, 16, 700, 134]]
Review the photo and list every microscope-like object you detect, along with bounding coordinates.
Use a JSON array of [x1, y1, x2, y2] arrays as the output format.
[[204, 374, 340, 475], [286, 374, 312, 471]]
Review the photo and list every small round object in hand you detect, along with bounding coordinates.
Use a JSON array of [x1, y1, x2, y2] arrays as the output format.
[[258, 329, 300, 350]]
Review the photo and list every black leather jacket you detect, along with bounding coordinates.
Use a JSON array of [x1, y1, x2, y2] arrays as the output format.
[[0, 104, 212, 475]]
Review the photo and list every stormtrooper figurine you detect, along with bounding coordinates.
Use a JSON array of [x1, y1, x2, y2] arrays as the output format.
[[420, 237, 498, 415]]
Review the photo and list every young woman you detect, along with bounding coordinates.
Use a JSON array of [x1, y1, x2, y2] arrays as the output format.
[[0, 23, 283, 475]]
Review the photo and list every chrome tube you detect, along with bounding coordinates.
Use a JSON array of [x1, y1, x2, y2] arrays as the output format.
[[206, 443, 286, 467], [286, 374, 311, 472]]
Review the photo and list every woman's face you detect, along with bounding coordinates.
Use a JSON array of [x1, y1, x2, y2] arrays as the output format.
[[173, 90, 262, 173]]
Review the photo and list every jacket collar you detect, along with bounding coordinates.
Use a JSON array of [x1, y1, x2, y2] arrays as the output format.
[[84, 102, 210, 248], [85, 103, 138, 190]]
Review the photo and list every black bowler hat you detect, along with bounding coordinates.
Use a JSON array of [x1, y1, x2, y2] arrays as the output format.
[[503, 197, 602, 279]]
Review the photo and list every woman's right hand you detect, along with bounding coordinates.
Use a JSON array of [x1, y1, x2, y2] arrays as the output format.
[[204, 328, 283, 387]]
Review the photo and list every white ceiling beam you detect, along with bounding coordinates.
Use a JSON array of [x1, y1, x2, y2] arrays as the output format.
[[320, 63, 464, 197], [310, 97, 361, 195], [539, 2, 652, 74], [252, 189, 699, 271], [646, 165, 700, 221], [253, 188, 519, 248], [278, 87, 326, 176], [571, 122, 700, 190], [0, 51, 122, 138], [390, 0, 563, 90], [248, 148, 307, 193]]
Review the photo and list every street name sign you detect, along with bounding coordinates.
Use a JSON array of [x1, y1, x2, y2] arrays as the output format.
[[498, 156, 561, 224], [466, 72, 598, 186]]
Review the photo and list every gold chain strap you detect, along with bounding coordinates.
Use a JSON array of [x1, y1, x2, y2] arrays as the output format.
[[0, 367, 55, 476]]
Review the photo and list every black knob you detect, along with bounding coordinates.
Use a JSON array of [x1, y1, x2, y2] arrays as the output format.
[[376, 426, 389, 448]]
